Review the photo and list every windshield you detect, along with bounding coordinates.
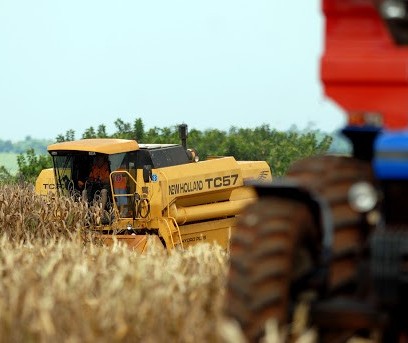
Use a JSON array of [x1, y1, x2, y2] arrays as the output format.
[[51, 152, 130, 197]]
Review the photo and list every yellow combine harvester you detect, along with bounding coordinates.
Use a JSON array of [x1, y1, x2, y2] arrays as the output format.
[[35, 125, 272, 252]]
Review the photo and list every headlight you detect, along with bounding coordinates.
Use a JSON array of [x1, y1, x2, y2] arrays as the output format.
[[380, 0, 406, 19], [348, 181, 378, 213]]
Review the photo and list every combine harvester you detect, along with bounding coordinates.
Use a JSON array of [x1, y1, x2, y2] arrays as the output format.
[[36, 125, 272, 252], [226, 0, 408, 342]]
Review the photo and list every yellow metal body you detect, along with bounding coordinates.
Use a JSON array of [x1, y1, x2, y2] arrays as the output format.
[[35, 168, 57, 195], [47, 138, 139, 154], [40, 138, 272, 252]]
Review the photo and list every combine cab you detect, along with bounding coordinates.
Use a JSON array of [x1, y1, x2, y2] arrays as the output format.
[[39, 126, 271, 253]]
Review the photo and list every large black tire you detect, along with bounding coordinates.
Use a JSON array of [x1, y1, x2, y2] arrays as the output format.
[[225, 197, 319, 342], [286, 156, 375, 295]]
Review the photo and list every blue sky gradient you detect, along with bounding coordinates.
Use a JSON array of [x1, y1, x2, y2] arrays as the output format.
[[0, 0, 345, 141]]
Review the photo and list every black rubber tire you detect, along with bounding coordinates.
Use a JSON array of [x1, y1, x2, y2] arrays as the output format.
[[225, 196, 318, 342], [286, 155, 375, 294]]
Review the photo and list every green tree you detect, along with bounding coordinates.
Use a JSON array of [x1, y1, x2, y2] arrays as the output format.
[[0, 139, 13, 153], [55, 134, 65, 142], [52, 118, 334, 178], [16, 148, 52, 183], [113, 118, 133, 139], [266, 129, 333, 176], [97, 124, 108, 138], [0, 166, 14, 184], [82, 127, 97, 139], [193, 129, 227, 159], [56, 129, 75, 142], [133, 118, 145, 141]]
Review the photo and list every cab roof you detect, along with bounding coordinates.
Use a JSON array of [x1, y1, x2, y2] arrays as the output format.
[[47, 139, 139, 154]]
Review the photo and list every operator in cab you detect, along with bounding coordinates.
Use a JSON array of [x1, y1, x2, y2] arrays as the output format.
[[78, 154, 110, 210]]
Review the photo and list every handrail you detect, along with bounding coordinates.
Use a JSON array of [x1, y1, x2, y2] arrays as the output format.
[[161, 216, 184, 250], [153, 170, 183, 249], [109, 170, 139, 217], [109, 169, 183, 250]]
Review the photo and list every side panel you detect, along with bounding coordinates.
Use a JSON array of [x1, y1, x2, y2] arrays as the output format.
[[177, 217, 235, 250], [158, 157, 257, 207], [35, 168, 56, 195]]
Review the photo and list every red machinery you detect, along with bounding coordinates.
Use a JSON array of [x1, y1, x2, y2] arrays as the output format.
[[322, 0, 408, 129], [225, 1, 408, 342]]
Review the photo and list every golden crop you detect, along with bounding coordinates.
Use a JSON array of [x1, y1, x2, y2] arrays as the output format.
[[0, 238, 230, 343], [0, 185, 231, 343], [0, 185, 314, 343], [0, 184, 88, 242]]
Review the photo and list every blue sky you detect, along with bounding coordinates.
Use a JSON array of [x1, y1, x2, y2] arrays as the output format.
[[0, 0, 345, 142]]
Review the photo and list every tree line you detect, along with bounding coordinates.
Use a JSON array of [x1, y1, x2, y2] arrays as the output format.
[[1, 117, 349, 184], [0, 136, 52, 154]]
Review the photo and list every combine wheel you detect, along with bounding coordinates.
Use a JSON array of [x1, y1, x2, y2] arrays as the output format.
[[286, 156, 375, 295], [225, 197, 319, 342]]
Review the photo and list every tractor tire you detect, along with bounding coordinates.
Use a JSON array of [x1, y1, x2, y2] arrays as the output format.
[[286, 155, 375, 295], [225, 196, 319, 342]]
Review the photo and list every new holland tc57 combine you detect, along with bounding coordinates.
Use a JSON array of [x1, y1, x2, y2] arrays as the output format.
[[36, 125, 271, 252], [226, 1, 408, 342]]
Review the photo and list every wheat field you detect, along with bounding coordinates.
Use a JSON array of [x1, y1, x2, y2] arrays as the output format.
[[0, 184, 316, 343]]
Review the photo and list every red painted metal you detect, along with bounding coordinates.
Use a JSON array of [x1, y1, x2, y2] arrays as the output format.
[[321, 0, 408, 128]]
